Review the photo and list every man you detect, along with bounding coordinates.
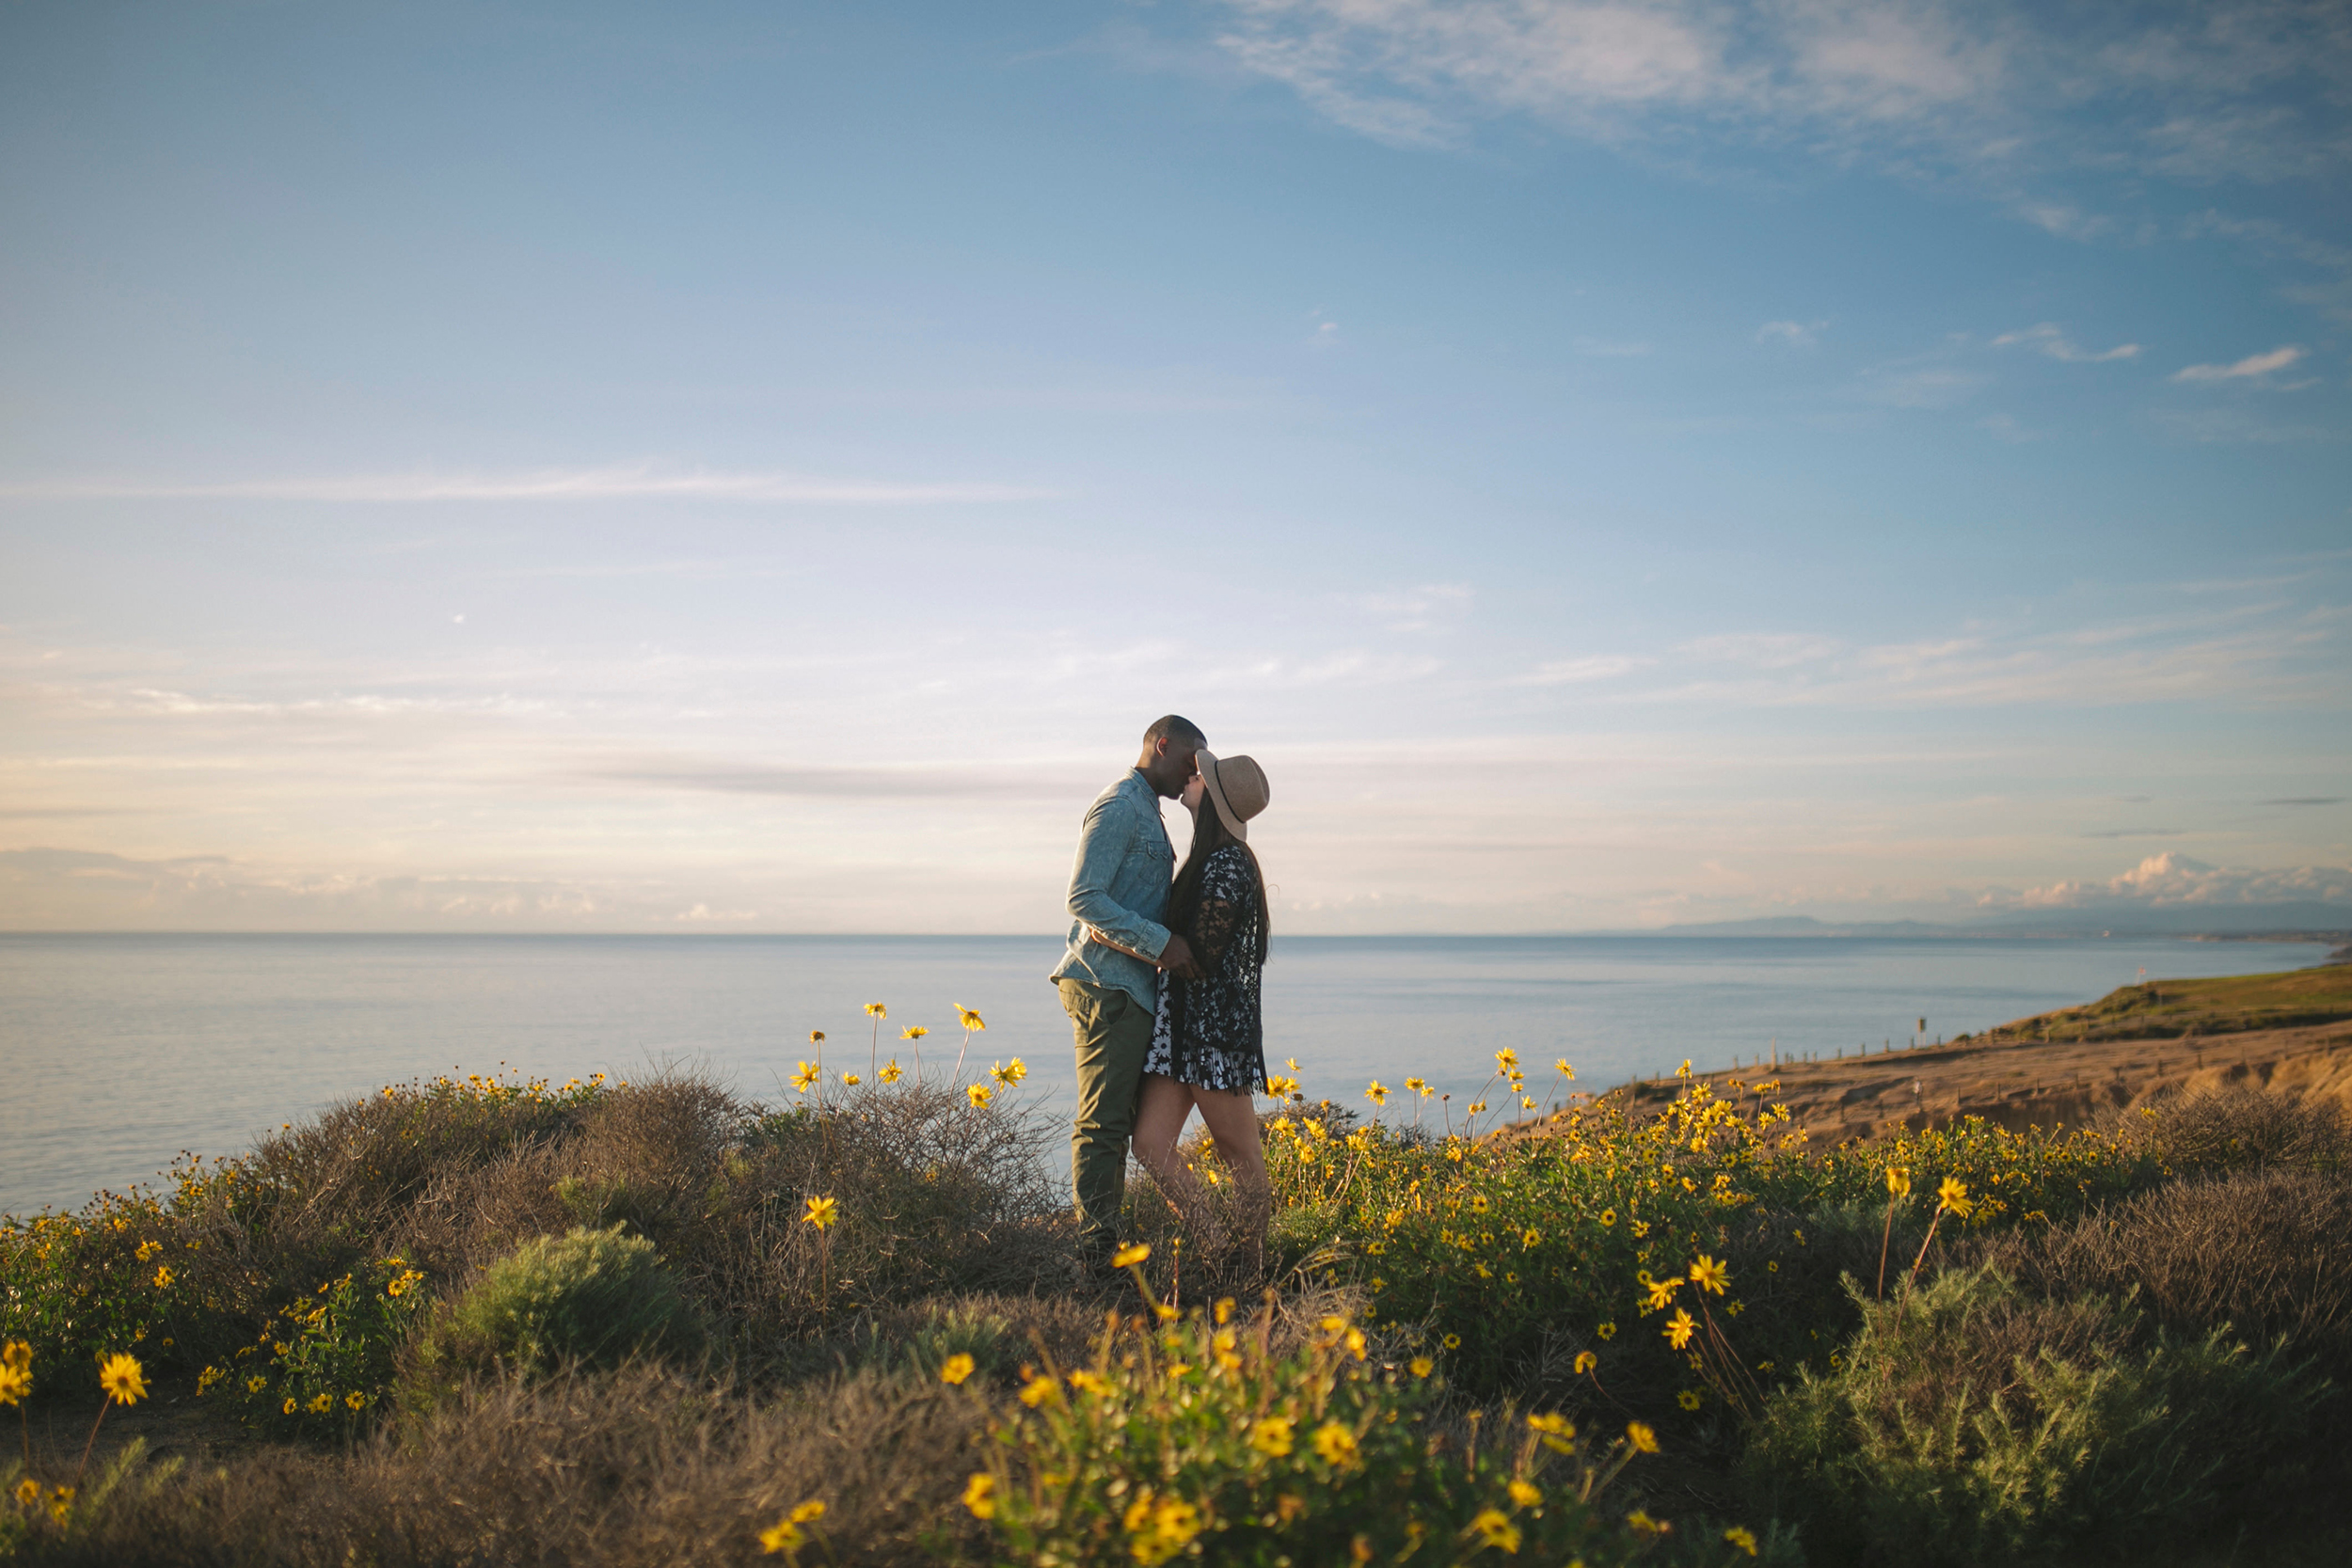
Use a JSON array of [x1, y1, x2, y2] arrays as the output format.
[[1051, 714, 1204, 1274]]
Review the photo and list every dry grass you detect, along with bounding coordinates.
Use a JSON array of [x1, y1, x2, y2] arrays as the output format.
[[24, 1364, 984, 1567]]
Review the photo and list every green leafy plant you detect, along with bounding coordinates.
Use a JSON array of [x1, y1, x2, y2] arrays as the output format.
[[405, 1226, 703, 1402], [1740, 1268, 2327, 1564], [966, 1275, 1762, 1568]]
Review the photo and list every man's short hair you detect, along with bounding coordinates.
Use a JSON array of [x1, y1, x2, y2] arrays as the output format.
[[1142, 714, 1205, 748]]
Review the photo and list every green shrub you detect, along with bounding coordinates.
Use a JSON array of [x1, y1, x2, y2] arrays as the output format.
[[405, 1226, 702, 1398], [969, 1295, 1770, 1567], [1740, 1268, 2327, 1564], [201, 1255, 429, 1437]]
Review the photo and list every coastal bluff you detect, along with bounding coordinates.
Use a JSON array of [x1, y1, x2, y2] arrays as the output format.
[[1596, 959, 2352, 1146]]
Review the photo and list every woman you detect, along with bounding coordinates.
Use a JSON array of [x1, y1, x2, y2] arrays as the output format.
[[1131, 749, 1272, 1252]]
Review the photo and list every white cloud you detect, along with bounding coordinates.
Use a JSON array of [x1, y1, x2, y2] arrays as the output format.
[[1210, 1, 2352, 195], [1859, 365, 1986, 408], [1756, 319, 1826, 347], [1518, 654, 1653, 685], [1991, 323, 2141, 362], [2171, 344, 2306, 382], [2002, 852, 2352, 910], [0, 467, 1054, 505], [1678, 633, 1843, 669]]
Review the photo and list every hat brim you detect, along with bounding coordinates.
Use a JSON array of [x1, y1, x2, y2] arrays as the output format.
[[1196, 749, 1248, 842]]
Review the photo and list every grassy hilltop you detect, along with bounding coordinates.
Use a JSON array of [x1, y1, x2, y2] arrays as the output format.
[[3, 995, 2350, 1566]]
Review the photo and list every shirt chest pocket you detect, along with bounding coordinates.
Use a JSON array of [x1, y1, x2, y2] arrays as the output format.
[[1128, 830, 1173, 871]]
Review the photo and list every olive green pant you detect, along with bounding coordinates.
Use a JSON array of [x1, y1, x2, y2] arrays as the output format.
[[1059, 976, 1153, 1259]]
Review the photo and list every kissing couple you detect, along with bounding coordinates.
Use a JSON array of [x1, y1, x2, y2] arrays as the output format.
[[1048, 715, 1272, 1279]]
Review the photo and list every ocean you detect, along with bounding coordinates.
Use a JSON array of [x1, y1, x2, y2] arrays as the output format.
[[0, 932, 2329, 1216]]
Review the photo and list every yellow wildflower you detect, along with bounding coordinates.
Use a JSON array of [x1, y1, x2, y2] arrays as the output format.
[[757, 1517, 805, 1554], [1886, 1165, 1911, 1197], [1597, 1322, 1616, 1339], [346, 1390, 365, 1410], [789, 1061, 819, 1092], [1311, 1420, 1358, 1466], [1677, 1389, 1701, 1410], [1574, 1351, 1597, 1374], [1507, 1478, 1541, 1508], [1627, 1421, 1660, 1454], [1112, 1243, 1152, 1268], [1365, 1081, 1390, 1105], [1663, 1309, 1696, 1350], [1249, 1416, 1294, 1456], [1470, 1509, 1521, 1554], [842, 1073, 861, 1086], [880, 1059, 902, 1084], [1598, 1208, 1616, 1227], [1, 1342, 28, 1373], [803, 1195, 838, 1229], [966, 1084, 993, 1107], [864, 1003, 887, 1018], [940, 1354, 976, 1386], [962, 1473, 996, 1519], [1688, 1255, 1730, 1294], [1725, 1525, 1759, 1557], [97, 1353, 147, 1405], [901, 1025, 929, 1040], [14, 1478, 38, 1507], [1408, 1356, 1434, 1378], [955, 1006, 985, 1031], [1937, 1176, 1973, 1217], [0, 1365, 27, 1406], [1019, 1374, 1060, 1407]]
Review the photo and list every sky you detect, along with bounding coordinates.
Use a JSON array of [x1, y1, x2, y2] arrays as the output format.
[[0, 0, 2347, 934]]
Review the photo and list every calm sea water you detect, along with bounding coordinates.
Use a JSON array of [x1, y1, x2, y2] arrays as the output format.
[[0, 933, 2328, 1215]]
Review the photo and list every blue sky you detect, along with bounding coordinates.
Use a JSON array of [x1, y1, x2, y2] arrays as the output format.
[[1, 0, 2346, 932]]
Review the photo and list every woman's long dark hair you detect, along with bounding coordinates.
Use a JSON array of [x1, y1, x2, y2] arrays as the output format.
[[1168, 790, 1269, 965]]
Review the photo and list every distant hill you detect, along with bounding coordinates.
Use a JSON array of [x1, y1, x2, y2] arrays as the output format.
[[1656, 906, 2352, 940]]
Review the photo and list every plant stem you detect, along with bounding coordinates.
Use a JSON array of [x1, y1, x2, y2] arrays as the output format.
[[1900, 1209, 1947, 1303], [73, 1401, 109, 1489], [1875, 1197, 1897, 1299]]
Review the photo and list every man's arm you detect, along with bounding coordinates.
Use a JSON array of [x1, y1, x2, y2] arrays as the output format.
[[1088, 924, 1202, 978], [1065, 794, 1171, 961]]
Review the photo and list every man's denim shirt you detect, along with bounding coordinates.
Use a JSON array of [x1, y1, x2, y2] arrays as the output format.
[[1048, 769, 1174, 1012]]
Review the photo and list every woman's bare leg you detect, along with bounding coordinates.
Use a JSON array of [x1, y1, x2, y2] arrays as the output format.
[[1189, 1088, 1268, 1200], [1132, 1073, 1207, 1219], [1190, 1087, 1270, 1266]]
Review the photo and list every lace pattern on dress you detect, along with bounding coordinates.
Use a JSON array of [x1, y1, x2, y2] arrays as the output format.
[[1143, 845, 1266, 1093]]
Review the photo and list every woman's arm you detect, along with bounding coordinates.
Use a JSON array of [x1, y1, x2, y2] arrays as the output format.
[[1186, 850, 1254, 972]]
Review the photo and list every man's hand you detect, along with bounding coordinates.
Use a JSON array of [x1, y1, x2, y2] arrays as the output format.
[[1159, 933, 1204, 980]]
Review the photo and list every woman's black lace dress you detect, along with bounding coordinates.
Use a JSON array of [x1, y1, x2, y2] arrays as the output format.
[[1144, 845, 1266, 1094]]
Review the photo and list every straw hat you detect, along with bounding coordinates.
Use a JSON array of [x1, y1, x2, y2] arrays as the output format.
[[1197, 750, 1270, 841]]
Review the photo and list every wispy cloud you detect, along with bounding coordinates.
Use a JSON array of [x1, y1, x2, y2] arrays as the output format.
[[2171, 344, 2306, 382], [1756, 319, 1826, 348], [1209, 1, 2352, 197], [1991, 323, 2140, 363], [1518, 654, 1653, 685], [578, 756, 1076, 800], [0, 467, 1056, 505]]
